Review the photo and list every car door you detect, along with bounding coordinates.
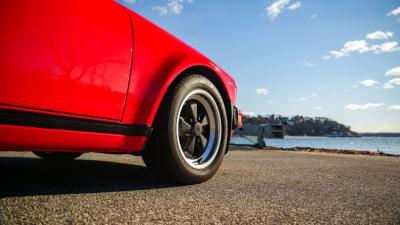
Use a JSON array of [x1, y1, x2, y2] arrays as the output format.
[[0, 1, 132, 120]]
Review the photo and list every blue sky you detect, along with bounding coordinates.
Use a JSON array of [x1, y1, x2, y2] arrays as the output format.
[[118, 0, 400, 132]]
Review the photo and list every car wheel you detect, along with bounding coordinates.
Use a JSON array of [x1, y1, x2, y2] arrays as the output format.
[[33, 152, 83, 161], [142, 74, 228, 184]]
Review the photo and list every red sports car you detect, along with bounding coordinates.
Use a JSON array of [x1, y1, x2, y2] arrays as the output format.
[[0, 1, 240, 184]]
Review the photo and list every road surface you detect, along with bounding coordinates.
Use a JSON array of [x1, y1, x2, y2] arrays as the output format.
[[0, 150, 399, 224]]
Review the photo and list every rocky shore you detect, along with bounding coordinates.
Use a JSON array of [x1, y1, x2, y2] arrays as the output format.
[[229, 144, 399, 157]]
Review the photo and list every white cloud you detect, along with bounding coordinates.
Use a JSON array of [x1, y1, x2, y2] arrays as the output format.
[[255, 88, 269, 95], [324, 30, 400, 59], [310, 93, 317, 98], [344, 103, 384, 111], [330, 50, 346, 58], [322, 55, 331, 60], [288, 2, 301, 10], [342, 40, 370, 53], [296, 97, 308, 102], [310, 14, 317, 19], [152, 6, 168, 15], [388, 105, 400, 111], [301, 61, 318, 67], [152, 0, 193, 15], [266, 0, 301, 20], [168, 0, 184, 14], [366, 31, 394, 40], [242, 111, 257, 117], [370, 41, 400, 53], [388, 6, 400, 17], [383, 78, 400, 89], [360, 79, 378, 87], [385, 67, 400, 76], [266, 0, 290, 20], [313, 106, 323, 111], [326, 39, 400, 59]]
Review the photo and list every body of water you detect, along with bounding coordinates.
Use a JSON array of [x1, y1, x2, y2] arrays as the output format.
[[231, 136, 400, 155]]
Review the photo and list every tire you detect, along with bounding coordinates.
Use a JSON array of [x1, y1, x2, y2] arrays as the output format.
[[33, 152, 83, 161], [142, 74, 228, 184]]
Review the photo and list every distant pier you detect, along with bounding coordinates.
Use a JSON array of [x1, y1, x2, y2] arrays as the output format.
[[233, 123, 284, 148]]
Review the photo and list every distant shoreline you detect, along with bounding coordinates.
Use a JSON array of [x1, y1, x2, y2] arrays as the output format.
[[282, 134, 400, 138], [359, 133, 400, 137], [229, 144, 400, 157]]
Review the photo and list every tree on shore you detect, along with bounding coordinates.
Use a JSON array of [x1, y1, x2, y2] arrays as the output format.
[[242, 114, 358, 137]]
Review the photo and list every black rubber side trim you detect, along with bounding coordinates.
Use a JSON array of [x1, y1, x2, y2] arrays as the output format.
[[0, 108, 152, 136], [232, 105, 239, 129], [225, 102, 237, 154]]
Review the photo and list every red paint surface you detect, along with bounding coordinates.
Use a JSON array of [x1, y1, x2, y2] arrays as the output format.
[[0, 1, 132, 120], [0, 1, 238, 153], [0, 125, 145, 153]]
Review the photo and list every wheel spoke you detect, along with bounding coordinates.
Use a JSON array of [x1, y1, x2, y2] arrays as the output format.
[[200, 115, 209, 127], [179, 117, 192, 136], [190, 103, 198, 121], [199, 134, 208, 149], [175, 90, 222, 169], [186, 136, 196, 155]]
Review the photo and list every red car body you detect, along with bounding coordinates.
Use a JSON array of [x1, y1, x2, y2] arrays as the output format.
[[0, 1, 238, 154]]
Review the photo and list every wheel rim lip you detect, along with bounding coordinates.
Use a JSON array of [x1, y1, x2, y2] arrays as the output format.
[[175, 89, 222, 170]]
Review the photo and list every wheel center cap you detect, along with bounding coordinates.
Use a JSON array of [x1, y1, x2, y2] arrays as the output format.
[[193, 123, 202, 136]]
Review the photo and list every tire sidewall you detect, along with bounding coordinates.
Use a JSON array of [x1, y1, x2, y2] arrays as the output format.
[[168, 76, 228, 180]]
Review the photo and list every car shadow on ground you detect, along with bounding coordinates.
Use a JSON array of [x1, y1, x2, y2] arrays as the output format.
[[0, 156, 177, 198]]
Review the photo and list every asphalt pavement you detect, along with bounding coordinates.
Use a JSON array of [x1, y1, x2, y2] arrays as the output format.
[[0, 149, 399, 224]]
